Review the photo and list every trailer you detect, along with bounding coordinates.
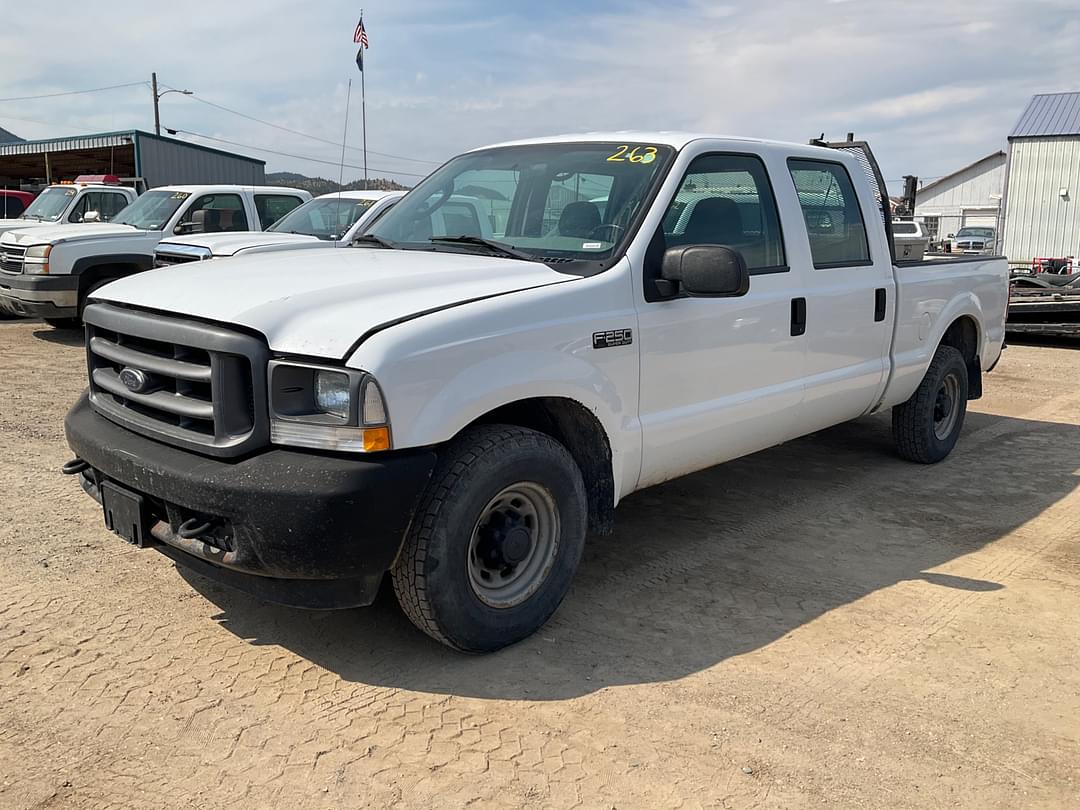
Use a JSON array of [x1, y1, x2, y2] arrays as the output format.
[[1007, 275, 1080, 337]]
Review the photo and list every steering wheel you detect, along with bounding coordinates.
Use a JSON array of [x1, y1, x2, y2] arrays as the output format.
[[589, 223, 624, 242]]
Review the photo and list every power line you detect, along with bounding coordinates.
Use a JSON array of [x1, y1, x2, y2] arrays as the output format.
[[166, 126, 430, 178], [0, 81, 147, 104], [162, 84, 441, 165]]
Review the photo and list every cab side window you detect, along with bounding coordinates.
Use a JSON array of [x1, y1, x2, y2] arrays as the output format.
[[660, 154, 786, 272], [68, 193, 97, 222], [787, 160, 871, 267], [255, 194, 305, 230], [98, 192, 130, 221], [177, 193, 250, 233]]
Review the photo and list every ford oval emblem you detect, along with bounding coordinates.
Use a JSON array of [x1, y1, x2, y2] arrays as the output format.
[[119, 367, 150, 394]]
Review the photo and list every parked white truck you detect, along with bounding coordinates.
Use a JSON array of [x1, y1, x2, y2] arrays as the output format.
[[152, 190, 404, 267], [63, 133, 1008, 652], [0, 176, 139, 238], [0, 185, 310, 325]]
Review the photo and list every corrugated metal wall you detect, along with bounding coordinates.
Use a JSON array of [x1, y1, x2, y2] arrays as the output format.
[[914, 156, 1004, 238], [1002, 136, 1080, 262], [137, 134, 265, 188]]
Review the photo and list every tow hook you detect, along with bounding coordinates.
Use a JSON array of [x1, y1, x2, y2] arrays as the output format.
[[61, 458, 90, 476], [177, 518, 213, 540]]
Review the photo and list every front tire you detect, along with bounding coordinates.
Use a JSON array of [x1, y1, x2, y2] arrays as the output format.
[[392, 425, 587, 653], [892, 344, 969, 464]]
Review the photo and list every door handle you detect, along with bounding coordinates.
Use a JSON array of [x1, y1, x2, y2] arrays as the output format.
[[874, 288, 887, 322], [791, 297, 806, 336]]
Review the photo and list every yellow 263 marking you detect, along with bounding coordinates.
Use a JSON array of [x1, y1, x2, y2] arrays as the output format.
[[607, 145, 658, 164]]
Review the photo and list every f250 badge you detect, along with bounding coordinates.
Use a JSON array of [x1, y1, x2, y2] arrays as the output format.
[[592, 329, 633, 349]]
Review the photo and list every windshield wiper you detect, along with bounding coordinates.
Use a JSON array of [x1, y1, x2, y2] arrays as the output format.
[[429, 235, 535, 261], [353, 233, 399, 249]]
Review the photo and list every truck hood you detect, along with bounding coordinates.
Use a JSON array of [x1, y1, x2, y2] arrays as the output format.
[[0, 219, 60, 236], [2, 222, 139, 246], [91, 247, 577, 358], [158, 232, 321, 257]]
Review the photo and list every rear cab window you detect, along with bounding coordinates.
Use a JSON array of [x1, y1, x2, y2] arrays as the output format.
[[787, 159, 871, 268]]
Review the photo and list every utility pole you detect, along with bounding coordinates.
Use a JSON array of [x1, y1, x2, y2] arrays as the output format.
[[152, 72, 160, 136], [151, 73, 193, 136]]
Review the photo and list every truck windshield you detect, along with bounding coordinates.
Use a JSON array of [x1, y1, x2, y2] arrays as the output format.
[[956, 227, 994, 239], [112, 190, 190, 230], [267, 196, 376, 240], [21, 187, 77, 221], [366, 142, 675, 263]]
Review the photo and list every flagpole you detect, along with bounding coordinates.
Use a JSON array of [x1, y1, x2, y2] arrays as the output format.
[[360, 11, 368, 188], [335, 79, 353, 248]]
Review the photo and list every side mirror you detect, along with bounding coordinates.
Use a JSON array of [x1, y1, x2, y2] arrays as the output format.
[[82, 210, 101, 223], [659, 245, 750, 298]]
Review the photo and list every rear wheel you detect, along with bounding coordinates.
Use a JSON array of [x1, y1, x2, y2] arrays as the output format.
[[392, 425, 587, 653], [892, 344, 969, 464]]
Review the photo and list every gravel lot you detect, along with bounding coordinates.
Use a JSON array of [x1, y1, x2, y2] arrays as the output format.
[[1, 319, 1078, 809]]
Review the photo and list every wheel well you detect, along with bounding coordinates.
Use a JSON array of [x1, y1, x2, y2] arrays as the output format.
[[939, 316, 982, 400], [468, 397, 615, 535], [78, 263, 142, 297]]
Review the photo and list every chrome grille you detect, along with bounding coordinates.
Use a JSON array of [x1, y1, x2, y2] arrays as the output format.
[[1, 245, 25, 274], [153, 244, 213, 268], [85, 303, 269, 457]]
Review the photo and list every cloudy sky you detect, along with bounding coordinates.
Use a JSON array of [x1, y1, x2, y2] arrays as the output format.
[[1, 0, 1077, 190]]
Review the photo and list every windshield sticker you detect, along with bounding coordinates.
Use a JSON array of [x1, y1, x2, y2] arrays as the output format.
[[607, 145, 659, 164], [170, 192, 191, 200], [582, 242, 604, 249]]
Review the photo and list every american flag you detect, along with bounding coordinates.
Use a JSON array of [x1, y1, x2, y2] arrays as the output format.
[[353, 16, 369, 47]]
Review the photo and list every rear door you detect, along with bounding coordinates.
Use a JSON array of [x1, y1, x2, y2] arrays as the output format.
[[636, 149, 806, 489], [783, 158, 894, 434]]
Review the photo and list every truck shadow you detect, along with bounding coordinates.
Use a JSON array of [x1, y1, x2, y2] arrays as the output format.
[[181, 409, 1080, 700]]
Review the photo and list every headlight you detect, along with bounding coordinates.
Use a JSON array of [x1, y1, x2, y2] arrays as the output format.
[[269, 361, 391, 452], [23, 244, 51, 274]]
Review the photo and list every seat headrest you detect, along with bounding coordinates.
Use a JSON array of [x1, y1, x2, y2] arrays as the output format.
[[684, 197, 743, 244], [558, 201, 601, 238]]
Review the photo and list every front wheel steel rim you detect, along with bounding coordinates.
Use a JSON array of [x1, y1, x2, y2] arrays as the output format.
[[467, 482, 560, 609], [933, 372, 961, 441]]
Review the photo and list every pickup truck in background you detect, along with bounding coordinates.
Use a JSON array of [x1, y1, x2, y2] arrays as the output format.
[[0, 184, 310, 326], [0, 176, 138, 238], [64, 133, 1008, 652], [949, 226, 997, 255], [0, 190, 37, 219], [153, 190, 405, 268]]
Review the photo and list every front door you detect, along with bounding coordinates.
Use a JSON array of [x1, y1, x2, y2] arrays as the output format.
[[636, 152, 805, 489]]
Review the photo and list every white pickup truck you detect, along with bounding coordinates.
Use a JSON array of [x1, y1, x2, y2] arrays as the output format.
[[0, 185, 310, 325], [0, 176, 138, 239], [63, 133, 1008, 652], [152, 190, 404, 268]]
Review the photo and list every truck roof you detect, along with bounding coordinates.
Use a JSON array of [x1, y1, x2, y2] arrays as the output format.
[[148, 185, 311, 195], [314, 190, 401, 201], [475, 131, 837, 154]]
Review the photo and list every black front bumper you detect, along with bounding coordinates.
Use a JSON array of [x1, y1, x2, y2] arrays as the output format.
[[0, 273, 78, 318], [65, 393, 437, 608]]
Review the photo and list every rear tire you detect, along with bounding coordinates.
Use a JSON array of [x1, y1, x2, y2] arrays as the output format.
[[892, 344, 969, 464], [392, 424, 587, 653]]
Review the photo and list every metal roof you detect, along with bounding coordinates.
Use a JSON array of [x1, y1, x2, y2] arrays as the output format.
[[0, 126, 22, 144], [0, 129, 264, 165], [1010, 92, 1080, 138]]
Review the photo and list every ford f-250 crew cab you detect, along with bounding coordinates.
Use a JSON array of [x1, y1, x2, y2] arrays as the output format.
[[0, 185, 310, 326], [63, 133, 1008, 652], [152, 190, 406, 267]]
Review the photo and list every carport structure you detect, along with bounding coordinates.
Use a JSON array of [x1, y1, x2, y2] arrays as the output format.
[[0, 129, 265, 190]]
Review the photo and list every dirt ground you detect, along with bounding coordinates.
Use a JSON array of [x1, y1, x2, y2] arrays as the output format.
[[0, 320, 1078, 810]]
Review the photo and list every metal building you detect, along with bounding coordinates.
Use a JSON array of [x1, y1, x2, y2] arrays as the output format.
[[0, 129, 265, 190], [1001, 92, 1080, 265], [913, 151, 1005, 245]]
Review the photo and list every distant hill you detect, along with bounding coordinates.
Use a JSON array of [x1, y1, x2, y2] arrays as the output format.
[[266, 171, 411, 196]]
